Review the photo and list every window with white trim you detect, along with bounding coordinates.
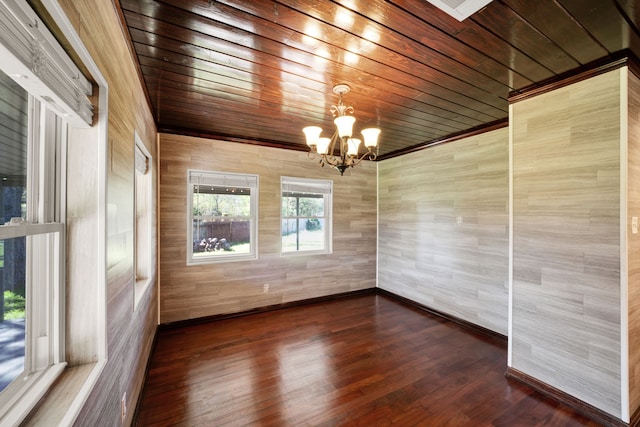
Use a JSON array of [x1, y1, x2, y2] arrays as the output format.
[[281, 177, 332, 254], [0, 69, 67, 424], [134, 132, 153, 308], [187, 170, 258, 264], [0, 0, 94, 424]]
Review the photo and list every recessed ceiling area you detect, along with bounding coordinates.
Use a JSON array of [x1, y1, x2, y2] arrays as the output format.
[[117, 0, 640, 158], [425, 0, 493, 21]]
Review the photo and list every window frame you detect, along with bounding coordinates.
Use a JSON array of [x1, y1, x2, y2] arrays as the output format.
[[280, 176, 333, 256], [0, 0, 100, 423], [134, 131, 153, 309], [187, 170, 259, 265], [0, 95, 67, 425]]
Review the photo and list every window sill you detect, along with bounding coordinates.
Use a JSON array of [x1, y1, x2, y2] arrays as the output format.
[[187, 253, 258, 265], [23, 361, 105, 426], [281, 249, 332, 257], [134, 277, 153, 310]]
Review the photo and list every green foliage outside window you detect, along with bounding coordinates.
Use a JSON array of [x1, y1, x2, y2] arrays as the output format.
[[3, 290, 25, 320], [193, 188, 250, 218], [281, 194, 323, 218]]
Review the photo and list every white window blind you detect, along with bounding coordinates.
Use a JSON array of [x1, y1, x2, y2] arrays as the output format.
[[189, 170, 258, 189], [281, 177, 332, 195], [134, 143, 148, 175], [0, 0, 93, 127]]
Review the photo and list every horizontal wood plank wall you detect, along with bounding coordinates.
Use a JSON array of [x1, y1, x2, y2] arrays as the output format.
[[627, 70, 640, 421], [511, 69, 622, 418], [158, 133, 377, 323], [49, 0, 159, 426], [377, 128, 509, 335]]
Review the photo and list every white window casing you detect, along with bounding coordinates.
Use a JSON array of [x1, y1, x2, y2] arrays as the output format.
[[281, 176, 333, 255], [134, 131, 153, 309], [187, 170, 259, 264], [0, 0, 99, 424]]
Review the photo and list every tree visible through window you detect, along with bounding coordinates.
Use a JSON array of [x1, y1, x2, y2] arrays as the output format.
[[281, 177, 332, 254]]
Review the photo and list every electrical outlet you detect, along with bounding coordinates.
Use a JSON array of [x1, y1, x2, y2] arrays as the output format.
[[263, 283, 269, 293], [121, 392, 127, 423]]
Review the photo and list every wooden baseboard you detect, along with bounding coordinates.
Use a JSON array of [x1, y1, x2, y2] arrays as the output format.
[[159, 287, 506, 344], [159, 288, 377, 330], [131, 327, 159, 427], [506, 367, 628, 427], [375, 288, 507, 343], [631, 405, 640, 427]]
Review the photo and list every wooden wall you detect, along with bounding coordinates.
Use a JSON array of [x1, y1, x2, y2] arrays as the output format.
[[628, 69, 640, 420], [510, 70, 622, 417], [53, 0, 157, 425], [377, 128, 510, 335], [158, 134, 377, 323]]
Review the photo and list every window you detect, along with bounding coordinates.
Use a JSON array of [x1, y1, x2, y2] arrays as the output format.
[[187, 170, 258, 264], [0, 70, 66, 423], [0, 0, 95, 424], [281, 177, 332, 254], [134, 132, 153, 308]]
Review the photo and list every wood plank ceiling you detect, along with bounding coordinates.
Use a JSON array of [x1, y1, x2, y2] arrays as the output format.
[[117, 0, 640, 158]]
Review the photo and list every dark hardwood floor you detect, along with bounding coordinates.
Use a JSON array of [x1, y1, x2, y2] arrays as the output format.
[[135, 294, 602, 426]]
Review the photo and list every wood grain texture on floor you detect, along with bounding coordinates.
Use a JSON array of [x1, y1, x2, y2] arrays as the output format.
[[135, 294, 601, 426]]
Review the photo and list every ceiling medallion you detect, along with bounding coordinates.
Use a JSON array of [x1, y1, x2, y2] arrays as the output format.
[[302, 84, 380, 176]]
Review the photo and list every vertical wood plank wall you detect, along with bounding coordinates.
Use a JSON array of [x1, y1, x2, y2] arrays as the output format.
[[377, 128, 510, 335], [511, 70, 622, 417], [158, 134, 377, 323], [54, 1, 158, 425], [627, 70, 640, 419]]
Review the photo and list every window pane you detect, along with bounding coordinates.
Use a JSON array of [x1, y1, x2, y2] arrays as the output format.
[[192, 185, 252, 257], [0, 70, 28, 392], [193, 186, 250, 217], [0, 236, 26, 392], [282, 218, 325, 252], [192, 218, 251, 257], [281, 218, 299, 252], [282, 196, 296, 217], [188, 172, 258, 264], [281, 177, 331, 255], [282, 194, 324, 218], [0, 70, 28, 221], [299, 218, 325, 251], [300, 196, 324, 217]]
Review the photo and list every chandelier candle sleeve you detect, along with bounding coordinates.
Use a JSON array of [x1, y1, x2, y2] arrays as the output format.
[[303, 126, 322, 147], [334, 115, 355, 138], [361, 128, 381, 149], [347, 138, 361, 156], [317, 137, 331, 155]]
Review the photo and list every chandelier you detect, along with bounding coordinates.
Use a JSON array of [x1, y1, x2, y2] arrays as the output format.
[[302, 84, 380, 175]]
